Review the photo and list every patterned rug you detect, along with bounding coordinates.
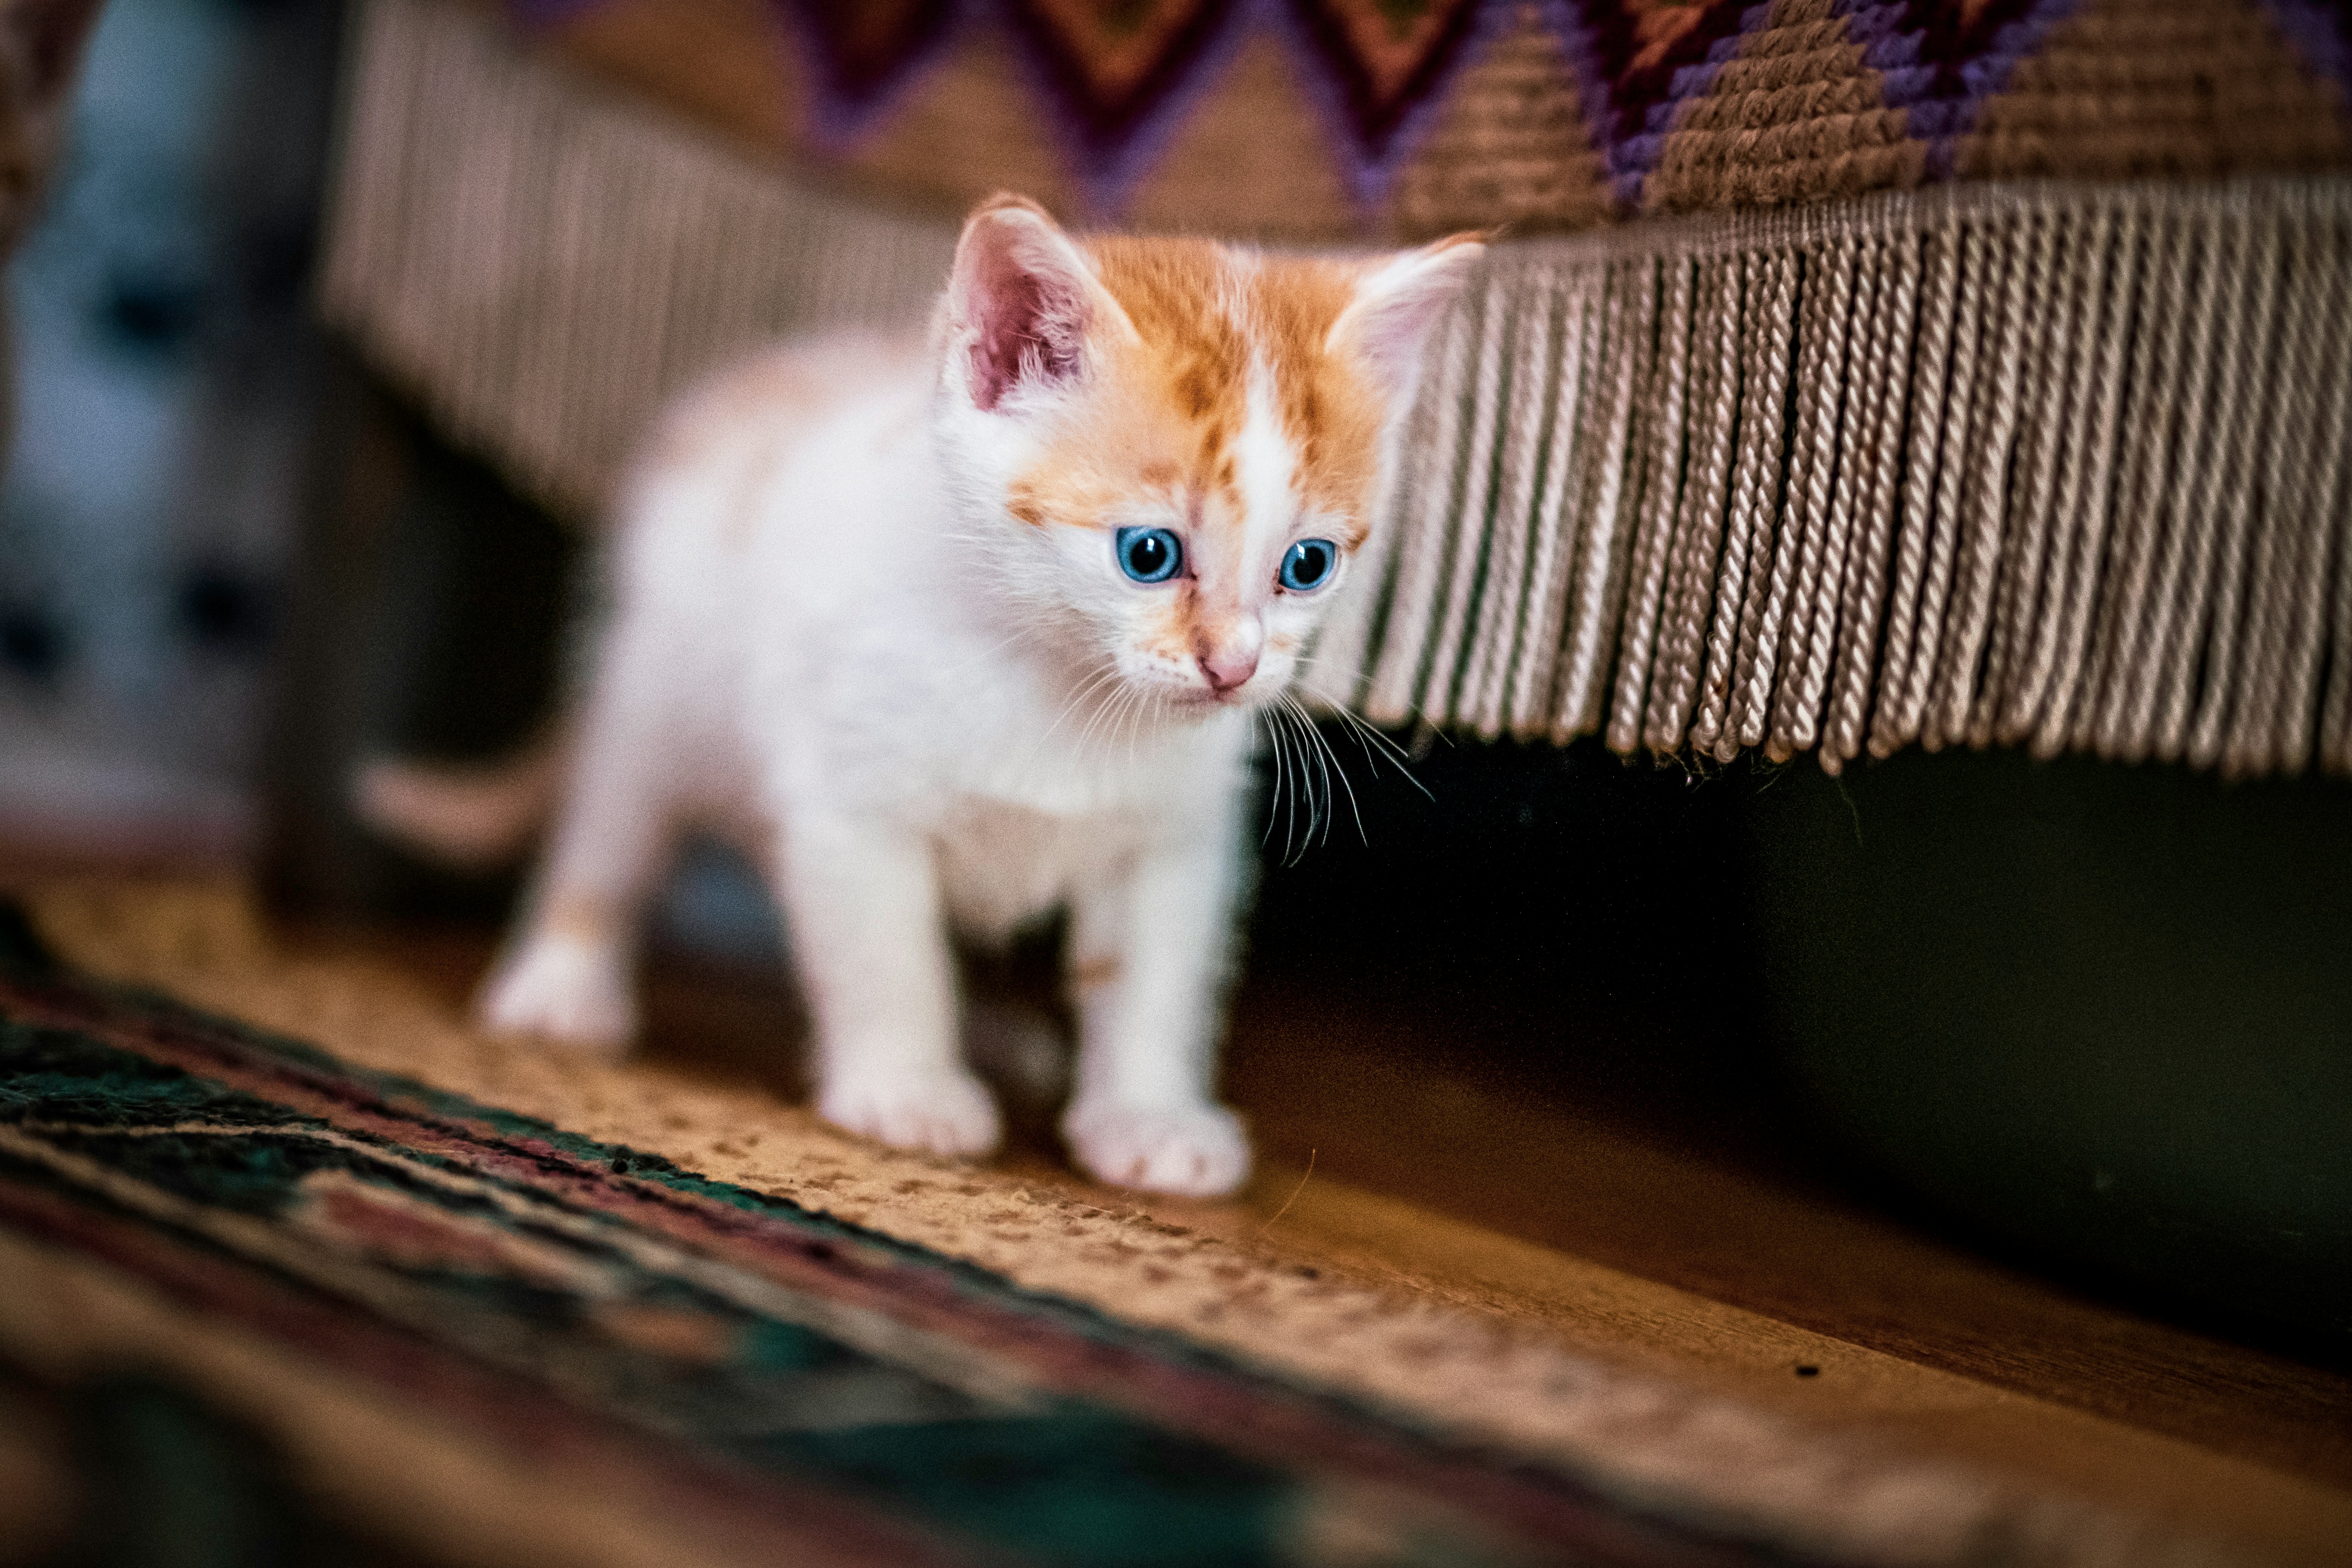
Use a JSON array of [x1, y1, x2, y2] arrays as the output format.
[[0, 900, 1785, 1568], [515, 0, 2352, 227]]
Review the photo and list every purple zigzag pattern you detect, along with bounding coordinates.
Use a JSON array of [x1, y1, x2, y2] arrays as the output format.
[[1865, 0, 2083, 180], [1268, 0, 1511, 207], [2261, 0, 2352, 98], [517, 0, 2196, 217], [775, 0, 974, 150], [1534, 0, 2098, 205], [1537, 0, 1764, 209], [996, 0, 1257, 215], [503, 0, 611, 27]]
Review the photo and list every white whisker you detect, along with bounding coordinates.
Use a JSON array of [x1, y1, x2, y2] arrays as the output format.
[[1285, 692, 1362, 845], [1269, 700, 1315, 865], [1278, 663, 1431, 803], [1026, 657, 1126, 774], [1259, 706, 1289, 850]]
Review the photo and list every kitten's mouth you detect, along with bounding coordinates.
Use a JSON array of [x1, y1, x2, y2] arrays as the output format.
[[1135, 673, 1256, 713]]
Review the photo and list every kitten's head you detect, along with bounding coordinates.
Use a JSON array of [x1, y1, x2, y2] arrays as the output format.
[[931, 194, 1481, 717]]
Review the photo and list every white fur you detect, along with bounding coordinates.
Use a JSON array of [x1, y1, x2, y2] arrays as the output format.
[[481, 220, 1477, 1196]]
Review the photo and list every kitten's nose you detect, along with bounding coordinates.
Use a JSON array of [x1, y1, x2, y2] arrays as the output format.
[[1198, 646, 1260, 695]]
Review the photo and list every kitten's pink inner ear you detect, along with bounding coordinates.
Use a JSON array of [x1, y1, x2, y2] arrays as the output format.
[[1329, 234, 1487, 385], [950, 202, 1113, 412]]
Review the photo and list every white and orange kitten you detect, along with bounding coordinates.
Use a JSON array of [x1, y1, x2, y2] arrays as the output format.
[[482, 195, 1481, 1196]]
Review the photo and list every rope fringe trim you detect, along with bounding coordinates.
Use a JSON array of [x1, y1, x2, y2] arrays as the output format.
[[322, 0, 2352, 781], [318, 0, 956, 520], [1312, 180, 2352, 782]]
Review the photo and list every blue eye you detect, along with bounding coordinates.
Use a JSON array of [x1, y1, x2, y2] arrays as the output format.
[[1279, 538, 1337, 592], [1115, 526, 1183, 583]]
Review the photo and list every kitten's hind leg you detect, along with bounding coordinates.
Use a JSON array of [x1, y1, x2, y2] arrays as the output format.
[[770, 810, 1001, 1158], [478, 673, 675, 1055]]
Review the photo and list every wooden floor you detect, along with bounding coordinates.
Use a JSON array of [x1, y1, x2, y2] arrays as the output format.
[[242, 898, 2352, 1551], [8, 841, 2350, 1562], [1221, 982, 2352, 1485]]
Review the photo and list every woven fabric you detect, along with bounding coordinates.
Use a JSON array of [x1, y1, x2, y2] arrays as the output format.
[[1314, 179, 2352, 780], [516, 0, 2352, 238], [317, 0, 2352, 780], [18, 879, 2291, 1566], [0, 899, 1796, 1568]]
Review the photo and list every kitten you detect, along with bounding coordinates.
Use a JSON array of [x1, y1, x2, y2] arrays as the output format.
[[482, 194, 1480, 1196]]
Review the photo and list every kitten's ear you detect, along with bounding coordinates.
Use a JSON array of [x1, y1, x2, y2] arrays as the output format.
[[1328, 233, 1487, 386], [946, 193, 1134, 412], [10, 0, 105, 115]]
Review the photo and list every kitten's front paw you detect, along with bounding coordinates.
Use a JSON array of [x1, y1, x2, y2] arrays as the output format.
[[1064, 1099, 1251, 1197], [477, 937, 635, 1055], [820, 1070, 1003, 1159]]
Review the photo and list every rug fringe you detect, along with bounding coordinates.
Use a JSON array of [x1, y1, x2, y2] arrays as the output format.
[[319, 0, 2352, 780], [318, 0, 954, 519], [1335, 181, 2352, 781]]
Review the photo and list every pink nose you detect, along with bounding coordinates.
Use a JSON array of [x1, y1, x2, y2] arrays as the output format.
[[1199, 649, 1259, 694]]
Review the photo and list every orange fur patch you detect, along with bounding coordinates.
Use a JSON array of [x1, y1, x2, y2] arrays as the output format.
[[1251, 265, 1386, 548], [1006, 241, 1387, 551], [1141, 580, 1208, 668], [1004, 478, 1049, 528]]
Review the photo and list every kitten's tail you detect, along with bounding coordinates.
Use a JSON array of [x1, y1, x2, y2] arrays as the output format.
[[348, 726, 568, 871]]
